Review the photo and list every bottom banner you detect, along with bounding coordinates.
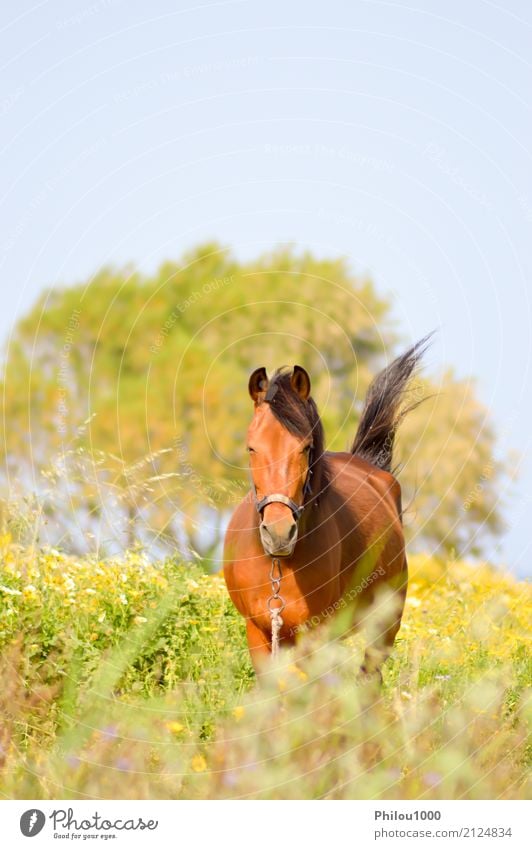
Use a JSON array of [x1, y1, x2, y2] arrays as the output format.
[[1, 799, 528, 848]]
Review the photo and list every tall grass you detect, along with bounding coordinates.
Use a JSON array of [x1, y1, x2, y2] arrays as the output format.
[[0, 539, 529, 799]]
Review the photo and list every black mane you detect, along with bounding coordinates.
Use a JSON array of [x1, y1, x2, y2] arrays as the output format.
[[261, 368, 331, 504]]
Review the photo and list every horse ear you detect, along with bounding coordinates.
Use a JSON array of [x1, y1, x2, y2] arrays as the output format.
[[291, 365, 311, 400], [248, 367, 269, 403]]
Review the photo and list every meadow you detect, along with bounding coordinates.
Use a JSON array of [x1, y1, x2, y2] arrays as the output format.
[[0, 535, 529, 800]]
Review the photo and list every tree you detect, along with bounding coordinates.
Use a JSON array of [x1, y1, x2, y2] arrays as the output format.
[[0, 243, 509, 560], [395, 371, 506, 557]]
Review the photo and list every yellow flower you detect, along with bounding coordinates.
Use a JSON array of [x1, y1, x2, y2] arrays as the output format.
[[166, 721, 185, 734], [288, 664, 308, 682], [191, 754, 207, 772], [232, 706, 245, 721]]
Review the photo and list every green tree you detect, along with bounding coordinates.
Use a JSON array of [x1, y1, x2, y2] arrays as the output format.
[[0, 243, 509, 560]]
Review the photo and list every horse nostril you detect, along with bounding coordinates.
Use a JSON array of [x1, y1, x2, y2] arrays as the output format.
[[260, 522, 272, 541], [288, 523, 297, 541]]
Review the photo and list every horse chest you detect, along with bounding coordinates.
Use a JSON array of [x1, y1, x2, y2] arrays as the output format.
[[229, 558, 341, 633]]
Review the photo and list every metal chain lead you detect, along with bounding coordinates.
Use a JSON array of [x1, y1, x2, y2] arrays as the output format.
[[267, 557, 285, 659]]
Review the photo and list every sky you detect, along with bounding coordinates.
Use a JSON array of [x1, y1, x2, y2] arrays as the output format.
[[0, 0, 530, 574]]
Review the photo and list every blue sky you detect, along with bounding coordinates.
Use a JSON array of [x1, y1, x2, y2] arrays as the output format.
[[1, 0, 530, 573]]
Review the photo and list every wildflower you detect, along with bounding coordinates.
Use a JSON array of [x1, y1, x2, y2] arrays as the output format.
[[288, 664, 308, 682], [223, 771, 238, 787], [232, 706, 245, 721], [406, 596, 421, 608], [101, 725, 118, 740], [0, 584, 21, 596], [191, 754, 207, 772], [134, 615, 148, 624], [166, 721, 185, 734], [321, 672, 341, 686]]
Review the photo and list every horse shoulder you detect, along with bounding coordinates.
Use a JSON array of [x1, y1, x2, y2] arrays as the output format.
[[223, 497, 266, 612], [223, 500, 247, 580]]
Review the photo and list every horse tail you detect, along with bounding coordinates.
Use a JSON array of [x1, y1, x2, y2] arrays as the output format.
[[351, 334, 432, 473]]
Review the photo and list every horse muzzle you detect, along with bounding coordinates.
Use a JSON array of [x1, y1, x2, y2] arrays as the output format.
[[259, 518, 298, 557]]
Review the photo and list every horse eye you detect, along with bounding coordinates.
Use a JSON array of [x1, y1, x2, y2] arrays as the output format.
[[302, 444, 311, 454]]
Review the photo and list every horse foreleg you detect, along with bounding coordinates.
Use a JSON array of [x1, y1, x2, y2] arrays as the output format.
[[246, 620, 272, 673], [246, 619, 296, 674]]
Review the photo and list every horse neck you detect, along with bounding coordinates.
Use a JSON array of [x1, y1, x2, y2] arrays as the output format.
[[300, 491, 324, 537]]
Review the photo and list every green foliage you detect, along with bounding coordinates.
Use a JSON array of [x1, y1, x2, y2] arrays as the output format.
[[0, 545, 529, 799], [0, 243, 509, 556], [396, 371, 506, 554]]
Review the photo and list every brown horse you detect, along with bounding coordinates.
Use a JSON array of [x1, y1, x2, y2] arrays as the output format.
[[223, 339, 428, 676]]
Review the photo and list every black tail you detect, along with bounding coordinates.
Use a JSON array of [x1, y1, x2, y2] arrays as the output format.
[[351, 335, 432, 472]]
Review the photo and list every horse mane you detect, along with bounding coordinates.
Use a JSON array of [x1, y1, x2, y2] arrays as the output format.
[[261, 368, 331, 504]]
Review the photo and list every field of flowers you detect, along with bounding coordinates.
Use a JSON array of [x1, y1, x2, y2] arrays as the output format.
[[0, 535, 530, 800]]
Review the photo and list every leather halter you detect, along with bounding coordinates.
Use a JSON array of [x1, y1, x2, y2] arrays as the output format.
[[252, 448, 314, 521]]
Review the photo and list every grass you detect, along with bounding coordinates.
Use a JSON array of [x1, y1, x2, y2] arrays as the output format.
[[0, 535, 530, 799]]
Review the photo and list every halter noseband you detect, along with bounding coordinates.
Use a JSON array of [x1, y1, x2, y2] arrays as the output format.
[[252, 448, 314, 521], [255, 491, 306, 520]]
